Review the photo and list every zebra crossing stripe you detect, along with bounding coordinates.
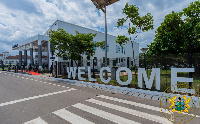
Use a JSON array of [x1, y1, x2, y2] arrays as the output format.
[[53, 108, 95, 124], [23, 117, 48, 124], [73, 103, 141, 124], [97, 95, 200, 117], [97, 95, 170, 113], [87, 98, 172, 124]]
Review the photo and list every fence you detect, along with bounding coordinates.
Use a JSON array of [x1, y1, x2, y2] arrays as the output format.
[[138, 53, 200, 95]]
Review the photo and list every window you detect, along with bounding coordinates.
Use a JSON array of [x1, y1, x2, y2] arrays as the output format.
[[121, 58, 123, 62], [116, 45, 118, 53], [103, 57, 109, 65], [102, 44, 109, 52], [119, 58, 120, 63], [87, 56, 90, 66], [94, 57, 97, 66], [118, 46, 120, 53], [116, 58, 118, 63], [124, 47, 125, 54], [122, 46, 123, 53]]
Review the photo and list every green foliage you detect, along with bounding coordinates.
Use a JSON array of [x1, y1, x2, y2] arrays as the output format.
[[116, 35, 129, 46], [49, 28, 104, 66], [116, 3, 154, 45], [95, 41, 105, 49], [148, 1, 200, 55]]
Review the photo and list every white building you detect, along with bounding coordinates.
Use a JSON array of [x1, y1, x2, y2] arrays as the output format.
[[0, 54, 3, 61], [3, 55, 30, 65], [2, 51, 11, 59], [12, 20, 139, 73]]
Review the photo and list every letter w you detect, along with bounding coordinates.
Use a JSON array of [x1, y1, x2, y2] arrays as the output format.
[[67, 67, 77, 79]]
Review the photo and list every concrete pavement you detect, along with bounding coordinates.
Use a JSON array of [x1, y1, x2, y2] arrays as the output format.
[[0, 71, 199, 124]]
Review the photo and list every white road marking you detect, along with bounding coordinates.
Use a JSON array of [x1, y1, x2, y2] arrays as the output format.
[[35, 80, 38, 81], [40, 81, 42, 82], [57, 85, 60, 86], [62, 86, 65, 87], [49, 83, 51, 84], [13, 75, 15, 76], [22, 77, 24, 78], [98, 95, 167, 113], [23, 117, 48, 124], [9, 74, 10, 75], [66, 87, 69, 88], [17, 76, 19, 77], [97, 95, 200, 117], [53, 84, 56, 85], [73, 103, 141, 124], [5, 73, 6, 74], [26, 78, 28, 79], [87, 98, 172, 124], [53, 108, 94, 124], [0, 88, 76, 107], [31, 79, 33, 80], [44, 82, 47, 83]]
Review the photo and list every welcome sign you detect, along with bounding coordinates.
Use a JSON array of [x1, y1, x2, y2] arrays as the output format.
[[66, 67, 195, 94]]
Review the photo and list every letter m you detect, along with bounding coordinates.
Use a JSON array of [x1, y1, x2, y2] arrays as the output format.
[[67, 67, 77, 79], [138, 68, 160, 90]]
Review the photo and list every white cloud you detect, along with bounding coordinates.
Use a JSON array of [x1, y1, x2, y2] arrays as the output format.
[[0, 0, 197, 55]]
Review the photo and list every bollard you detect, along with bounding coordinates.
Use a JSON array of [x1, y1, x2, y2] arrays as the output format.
[[14, 66, 16, 73], [111, 66, 118, 80]]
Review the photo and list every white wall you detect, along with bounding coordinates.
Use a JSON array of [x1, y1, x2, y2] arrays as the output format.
[[45, 20, 139, 69]]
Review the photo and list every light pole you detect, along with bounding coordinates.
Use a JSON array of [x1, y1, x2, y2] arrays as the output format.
[[140, 48, 149, 70], [91, 0, 120, 79]]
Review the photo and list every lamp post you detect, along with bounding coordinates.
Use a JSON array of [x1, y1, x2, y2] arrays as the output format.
[[140, 48, 149, 70], [91, 0, 120, 79]]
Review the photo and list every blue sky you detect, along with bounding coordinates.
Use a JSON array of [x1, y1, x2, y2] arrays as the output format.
[[0, 0, 197, 55]]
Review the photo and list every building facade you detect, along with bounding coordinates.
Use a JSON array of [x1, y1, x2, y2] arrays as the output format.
[[12, 20, 139, 73]]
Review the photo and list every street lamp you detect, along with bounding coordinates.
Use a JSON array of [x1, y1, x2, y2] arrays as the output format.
[[91, 0, 120, 79], [140, 48, 149, 70]]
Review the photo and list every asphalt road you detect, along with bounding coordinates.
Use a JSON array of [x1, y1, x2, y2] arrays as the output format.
[[0, 71, 199, 124]]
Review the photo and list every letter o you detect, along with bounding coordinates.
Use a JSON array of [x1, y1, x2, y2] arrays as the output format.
[[100, 67, 111, 83], [116, 67, 132, 85]]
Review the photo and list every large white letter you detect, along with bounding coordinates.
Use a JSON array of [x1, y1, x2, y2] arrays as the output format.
[[100, 67, 111, 83], [88, 67, 97, 81], [138, 68, 160, 90], [78, 67, 86, 80], [171, 68, 195, 94], [116, 67, 132, 85], [67, 67, 77, 79]]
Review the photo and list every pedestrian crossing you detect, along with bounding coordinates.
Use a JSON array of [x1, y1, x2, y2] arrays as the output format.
[[23, 95, 177, 124]]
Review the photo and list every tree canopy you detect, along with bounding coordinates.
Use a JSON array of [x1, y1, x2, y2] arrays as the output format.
[[147, 1, 200, 56], [49, 28, 104, 66], [116, 3, 154, 46]]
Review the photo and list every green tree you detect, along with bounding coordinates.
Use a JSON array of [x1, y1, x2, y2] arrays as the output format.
[[147, 1, 200, 55], [116, 3, 154, 46], [116, 3, 154, 82], [147, 1, 200, 88], [49, 28, 104, 66]]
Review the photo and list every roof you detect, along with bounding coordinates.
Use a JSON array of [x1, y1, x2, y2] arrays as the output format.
[[45, 20, 117, 38], [5, 55, 30, 59], [35, 55, 47, 58]]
